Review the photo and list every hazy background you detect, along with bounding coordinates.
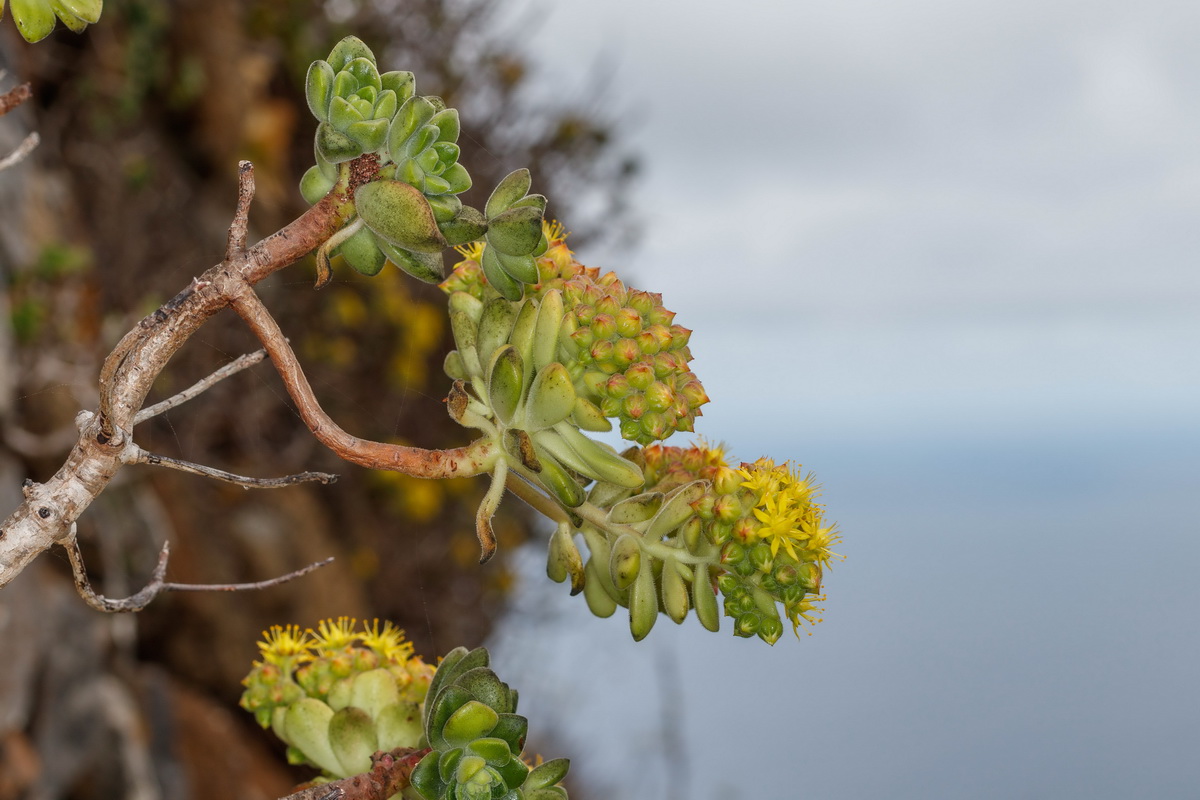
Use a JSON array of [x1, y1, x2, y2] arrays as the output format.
[[486, 2, 1200, 798]]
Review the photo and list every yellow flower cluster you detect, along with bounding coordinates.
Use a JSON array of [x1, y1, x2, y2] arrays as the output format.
[[255, 617, 415, 667], [738, 458, 840, 568]]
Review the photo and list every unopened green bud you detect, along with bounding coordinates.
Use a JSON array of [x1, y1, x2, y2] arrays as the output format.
[[628, 560, 658, 641], [758, 615, 784, 645], [735, 612, 760, 637], [609, 533, 641, 591]]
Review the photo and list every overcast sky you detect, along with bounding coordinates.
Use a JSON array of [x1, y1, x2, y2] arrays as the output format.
[[502, 0, 1200, 443], [487, 3, 1200, 799]]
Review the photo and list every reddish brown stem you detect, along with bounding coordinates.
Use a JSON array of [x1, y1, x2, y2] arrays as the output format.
[[227, 281, 496, 479]]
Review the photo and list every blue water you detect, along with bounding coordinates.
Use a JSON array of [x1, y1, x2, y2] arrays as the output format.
[[490, 422, 1200, 799]]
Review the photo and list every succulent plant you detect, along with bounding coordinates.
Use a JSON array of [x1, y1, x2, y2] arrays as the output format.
[[411, 646, 570, 800], [242, 623, 568, 798], [297, 37, 544, 292], [2, 0, 101, 42], [240, 619, 434, 777]]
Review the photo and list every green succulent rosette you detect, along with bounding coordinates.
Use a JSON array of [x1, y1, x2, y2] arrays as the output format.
[[411, 646, 569, 800], [299, 37, 543, 289], [303, 36, 412, 172], [2, 0, 101, 42]]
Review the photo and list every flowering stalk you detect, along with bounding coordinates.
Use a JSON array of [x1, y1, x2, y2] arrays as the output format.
[[436, 225, 841, 644]]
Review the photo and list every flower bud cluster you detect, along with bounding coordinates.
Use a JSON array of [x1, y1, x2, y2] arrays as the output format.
[[442, 223, 709, 446], [240, 618, 433, 778], [641, 441, 729, 493]]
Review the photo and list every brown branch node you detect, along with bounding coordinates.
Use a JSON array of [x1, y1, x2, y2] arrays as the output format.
[[226, 160, 256, 260]]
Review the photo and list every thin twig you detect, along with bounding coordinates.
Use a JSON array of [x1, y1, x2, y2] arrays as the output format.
[[64, 534, 334, 613], [134, 348, 268, 424], [125, 445, 338, 489], [226, 280, 498, 479], [0, 131, 38, 171], [225, 160, 255, 259]]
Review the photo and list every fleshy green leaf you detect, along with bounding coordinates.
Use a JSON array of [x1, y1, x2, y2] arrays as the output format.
[[282, 698, 342, 776], [380, 70, 415, 101], [438, 205, 487, 246], [330, 95, 366, 130], [388, 96, 437, 155], [495, 250, 539, 284], [299, 165, 337, 205], [372, 88, 399, 121], [509, 193, 548, 213], [355, 180, 447, 253], [487, 345, 524, 427], [467, 737, 512, 766], [410, 752, 447, 799], [56, 0, 101, 23], [376, 701, 424, 750], [50, 3, 86, 32], [423, 174, 452, 195], [440, 163, 472, 195], [11, 0, 56, 42], [315, 122, 364, 164], [526, 364, 577, 431], [338, 225, 387, 277], [426, 194, 463, 224], [480, 246, 524, 301], [332, 70, 358, 100], [376, 239, 445, 284], [305, 60, 335, 122], [345, 118, 389, 153], [525, 758, 570, 791], [430, 108, 461, 143], [487, 205, 545, 257], [486, 168, 533, 218], [345, 57, 381, 92], [326, 36, 375, 73], [442, 700, 499, 747], [487, 714, 528, 752], [406, 124, 440, 158]]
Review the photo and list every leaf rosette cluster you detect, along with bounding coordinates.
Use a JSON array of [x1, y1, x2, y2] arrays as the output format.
[[298, 37, 547, 294]]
